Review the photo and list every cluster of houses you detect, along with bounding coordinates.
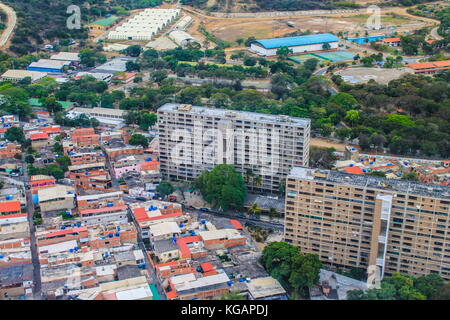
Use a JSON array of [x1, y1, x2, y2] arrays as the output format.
[[0, 107, 286, 300]]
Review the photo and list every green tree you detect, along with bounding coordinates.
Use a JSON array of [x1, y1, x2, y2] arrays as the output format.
[[5, 127, 25, 143], [129, 134, 149, 148], [329, 92, 358, 110], [124, 45, 142, 57], [156, 181, 175, 199], [345, 110, 360, 126], [247, 202, 262, 217], [289, 253, 322, 297], [219, 291, 246, 300], [195, 164, 247, 211], [276, 46, 293, 60], [402, 171, 419, 181], [25, 154, 35, 164], [41, 96, 63, 114], [56, 155, 71, 172]]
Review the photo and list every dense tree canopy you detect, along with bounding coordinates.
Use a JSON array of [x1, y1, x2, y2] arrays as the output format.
[[194, 164, 247, 211]]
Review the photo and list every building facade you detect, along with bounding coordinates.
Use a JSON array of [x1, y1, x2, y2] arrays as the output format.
[[284, 167, 450, 282], [157, 103, 310, 193]]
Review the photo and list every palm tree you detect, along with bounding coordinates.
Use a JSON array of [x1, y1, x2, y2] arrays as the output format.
[[248, 202, 261, 217], [268, 208, 278, 220], [253, 175, 262, 187], [244, 168, 254, 184]]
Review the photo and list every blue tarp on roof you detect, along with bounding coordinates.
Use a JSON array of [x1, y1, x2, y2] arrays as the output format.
[[253, 33, 339, 49]]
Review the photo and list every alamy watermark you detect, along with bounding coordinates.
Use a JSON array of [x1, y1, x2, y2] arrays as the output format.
[[67, 5, 81, 30]]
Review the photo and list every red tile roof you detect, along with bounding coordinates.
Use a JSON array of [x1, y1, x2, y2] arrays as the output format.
[[177, 236, 202, 258], [0, 201, 21, 213], [408, 60, 450, 70], [344, 166, 364, 175], [229, 219, 243, 230], [0, 213, 27, 219], [41, 127, 61, 134], [79, 205, 127, 216], [381, 37, 401, 43], [201, 262, 214, 273], [29, 132, 49, 140], [44, 226, 88, 238]]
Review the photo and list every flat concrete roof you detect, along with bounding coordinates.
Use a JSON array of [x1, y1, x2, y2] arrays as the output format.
[[158, 103, 310, 127]]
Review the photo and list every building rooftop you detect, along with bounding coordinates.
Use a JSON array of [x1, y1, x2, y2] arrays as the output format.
[[158, 103, 310, 127], [50, 52, 80, 62], [246, 276, 287, 299], [1, 69, 47, 79], [253, 33, 339, 49], [198, 229, 243, 242], [37, 185, 75, 202], [173, 272, 230, 293], [29, 59, 71, 69], [153, 239, 179, 255], [0, 263, 33, 286], [0, 200, 21, 213], [288, 167, 450, 199], [149, 221, 181, 238], [407, 60, 450, 70]]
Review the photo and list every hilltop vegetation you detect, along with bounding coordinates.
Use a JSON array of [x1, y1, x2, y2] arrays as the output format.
[[3, 0, 162, 55]]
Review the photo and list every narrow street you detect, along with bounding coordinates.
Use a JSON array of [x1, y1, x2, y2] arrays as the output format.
[[21, 162, 42, 299]]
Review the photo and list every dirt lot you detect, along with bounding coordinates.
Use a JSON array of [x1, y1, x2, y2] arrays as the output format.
[[335, 67, 414, 85], [182, 5, 436, 46], [311, 137, 354, 152], [204, 13, 427, 42]]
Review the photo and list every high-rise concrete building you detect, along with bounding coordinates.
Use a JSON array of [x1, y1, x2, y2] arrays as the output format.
[[157, 103, 310, 192], [284, 167, 450, 281]]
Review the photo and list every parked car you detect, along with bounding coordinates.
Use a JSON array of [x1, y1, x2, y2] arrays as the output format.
[[199, 208, 210, 212]]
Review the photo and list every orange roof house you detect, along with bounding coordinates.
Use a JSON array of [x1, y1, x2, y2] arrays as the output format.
[[0, 201, 21, 215], [380, 37, 400, 43], [344, 166, 364, 175], [29, 132, 49, 141], [407, 60, 450, 74]]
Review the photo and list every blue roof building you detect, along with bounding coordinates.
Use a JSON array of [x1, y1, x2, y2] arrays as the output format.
[[250, 33, 340, 57]]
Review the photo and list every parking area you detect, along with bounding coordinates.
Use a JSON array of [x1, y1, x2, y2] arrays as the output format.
[[335, 67, 414, 84]]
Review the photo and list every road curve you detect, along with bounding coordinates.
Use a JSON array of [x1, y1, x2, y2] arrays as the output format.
[[0, 2, 16, 48]]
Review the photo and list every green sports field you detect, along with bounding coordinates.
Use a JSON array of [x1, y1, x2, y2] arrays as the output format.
[[289, 51, 355, 64]]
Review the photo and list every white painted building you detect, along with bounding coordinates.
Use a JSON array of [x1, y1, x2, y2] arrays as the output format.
[[107, 9, 180, 41]]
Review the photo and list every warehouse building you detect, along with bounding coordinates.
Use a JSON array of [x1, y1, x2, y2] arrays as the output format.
[[107, 9, 180, 41], [27, 59, 71, 74], [50, 52, 80, 64], [249, 33, 339, 57], [1, 70, 47, 83], [173, 15, 193, 31], [67, 107, 126, 126], [169, 30, 199, 47]]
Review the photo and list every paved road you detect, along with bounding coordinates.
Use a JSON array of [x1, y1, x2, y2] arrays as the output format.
[[0, 2, 16, 48], [21, 162, 42, 299]]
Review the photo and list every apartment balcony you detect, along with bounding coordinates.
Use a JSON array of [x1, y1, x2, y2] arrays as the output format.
[[376, 258, 385, 266], [378, 235, 387, 244]]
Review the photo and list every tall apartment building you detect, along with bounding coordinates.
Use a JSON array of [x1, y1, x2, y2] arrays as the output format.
[[157, 103, 310, 192], [284, 167, 450, 281]]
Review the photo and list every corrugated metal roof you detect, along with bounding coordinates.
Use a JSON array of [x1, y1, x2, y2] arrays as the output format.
[[254, 33, 339, 49]]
